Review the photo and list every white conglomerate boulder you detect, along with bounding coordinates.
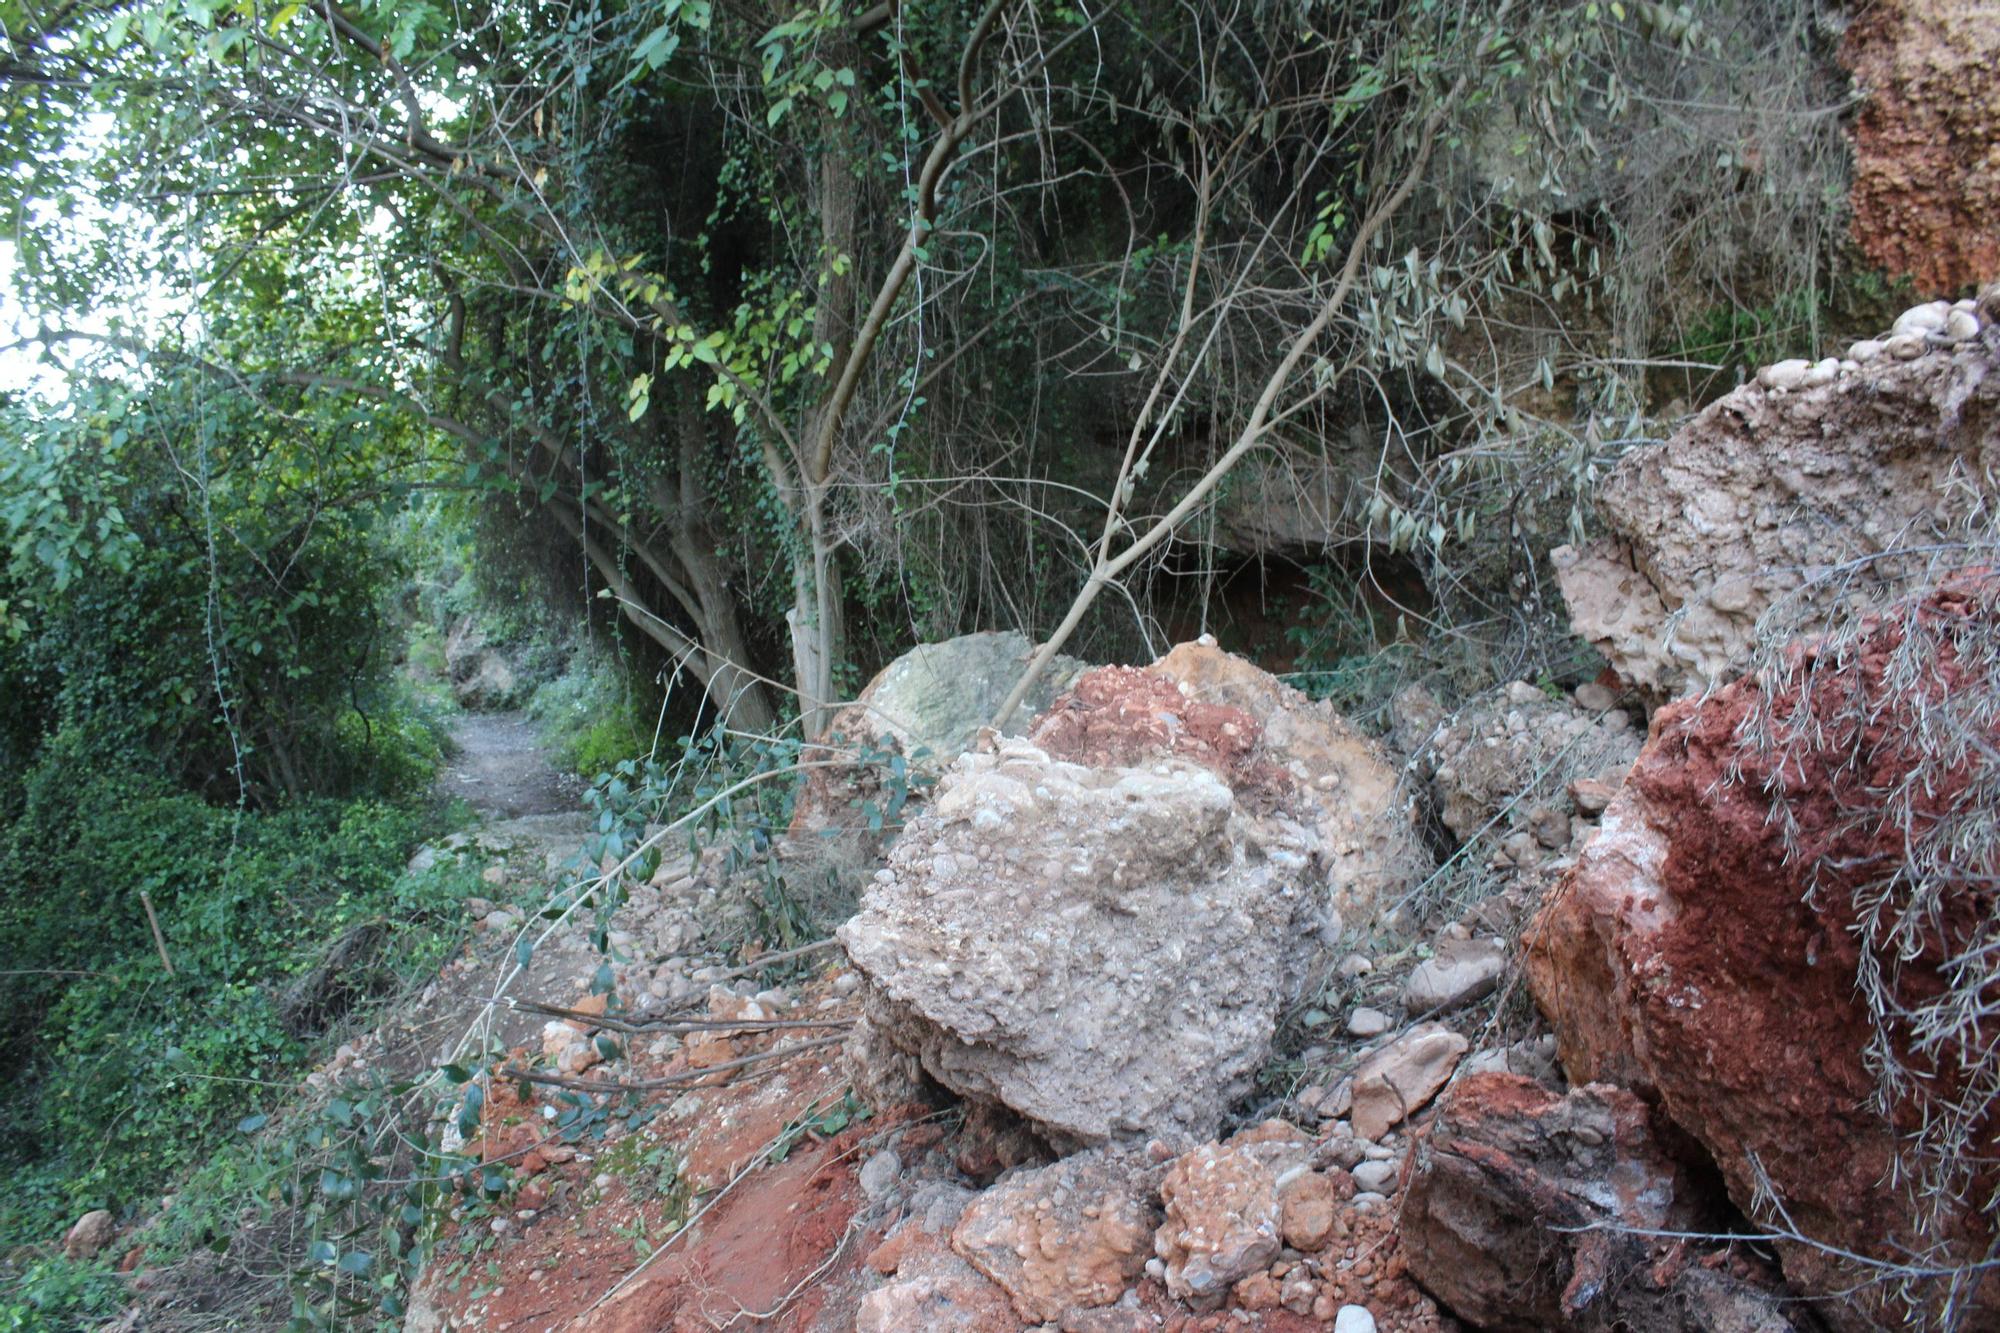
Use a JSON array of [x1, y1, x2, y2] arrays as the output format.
[[1554, 290, 1998, 700], [841, 739, 1314, 1146], [838, 644, 1430, 1146]]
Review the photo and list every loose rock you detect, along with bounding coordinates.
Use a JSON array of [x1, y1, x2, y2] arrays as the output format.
[[1349, 1024, 1468, 1141]]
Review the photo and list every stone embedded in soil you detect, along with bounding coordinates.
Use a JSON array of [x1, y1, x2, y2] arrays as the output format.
[[63, 1209, 115, 1260], [949, 1146, 1162, 1324], [1345, 1006, 1390, 1037], [1349, 1023, 1468, 1141], [1350, 1159, 1399, 1195]]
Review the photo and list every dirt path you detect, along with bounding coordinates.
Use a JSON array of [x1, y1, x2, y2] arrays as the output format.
[[437, 710, 586, 817]]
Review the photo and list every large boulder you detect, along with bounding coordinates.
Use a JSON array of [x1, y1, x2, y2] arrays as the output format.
[[1525, 577, 2000, 1330], [1553, 323, 1997, 699], [443, 615, 522, 710], [838, 644, 1428, 1145], [1400, 1074, 1804, 1332], [788, 630, 1089, 859]]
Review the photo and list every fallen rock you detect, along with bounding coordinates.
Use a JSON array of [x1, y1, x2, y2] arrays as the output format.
[[789, 630, 1090, 860], [1525, 577, 2000, 1329], [1401, 1073, 1804, 1332], [1350, 1159, 1399, 1195], [1402, 938, 1506, 1014], [443, 616, 522, 709], [857, 1228, 1021, 1333], [840, 645, 1426, 1145], [841, 737, 1310, 1144], [1345, 1006, 1391, 1037], [1334, 1307, 1379, 1333], [1278, 1169, 1340, 1251], [950, 1147, 1161, 1323], [1553, 337, 1999, 699], [1153, 1142, 1283, 1304], [63, 1209, 115, 1260], [1349, 1023, 1468, 1141]]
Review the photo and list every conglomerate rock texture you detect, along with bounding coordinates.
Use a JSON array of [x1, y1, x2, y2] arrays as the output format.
[[1525, 577, 2000, 1331], [1842, 0, 2000, 295], [838, 643, 1427, 1147], [840, 736, 1315, 1146], [1553, 328, 1998, 699]]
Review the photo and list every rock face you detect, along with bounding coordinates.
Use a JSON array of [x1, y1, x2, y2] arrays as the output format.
[[1553, 333, 1998, 699], [1525, 578, 2000, 1329], [950, 1147, 1161, 1322], [1842, 1, 2000, 294], [789, 630, 1089, 859], [839, 644, 1427, 1145], [1400, 1074, 1804, 1332]]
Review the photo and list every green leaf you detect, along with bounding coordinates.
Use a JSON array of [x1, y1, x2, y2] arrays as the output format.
[[337, 1250, 374, 1276], [237, 1113, 268, 1133]]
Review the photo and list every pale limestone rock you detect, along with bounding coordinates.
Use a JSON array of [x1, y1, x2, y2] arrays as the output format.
[[1350, 1023, 1469, 1140]]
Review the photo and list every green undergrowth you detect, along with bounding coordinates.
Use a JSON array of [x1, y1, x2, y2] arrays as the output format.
[[527, 646, 656, 779], [0, 758, 482, 1327]]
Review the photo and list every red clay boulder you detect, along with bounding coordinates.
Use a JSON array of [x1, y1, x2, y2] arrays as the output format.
[[1526, 577, 2000, 1330]]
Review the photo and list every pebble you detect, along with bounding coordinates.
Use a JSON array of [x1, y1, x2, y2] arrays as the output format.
[[1337, 954, 1374, 978], [1350, 1191, 1388, 1209], [1755, 358, 1809, 390], [1351, 1160, 1399, 1194], [1572, 681, 1617, 712], [858, 1149, 903, 1203], [1803, 357, 1839, 387], [1346, 1007, 1390, 1038], [1848, 339, 1883, 363], [832, 971, 863, 996], [1891, 301, 1949, 337], [1885, 333, 1926, 361], [1943, 309, 1981, 343], [1334, 1305, 1379, 1333]]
